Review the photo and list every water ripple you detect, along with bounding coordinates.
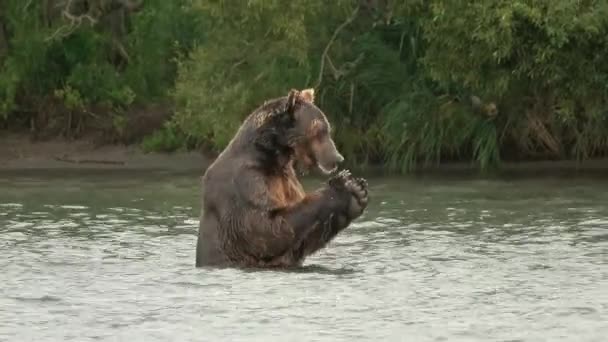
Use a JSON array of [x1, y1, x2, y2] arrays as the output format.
[[0, 174, 607, 341]]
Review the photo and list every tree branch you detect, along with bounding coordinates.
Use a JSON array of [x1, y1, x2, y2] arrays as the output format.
[[314, 6, 359, 88], [45, 0, 98, 42], [45, 0, 142, 42], [325, 54, 339, 80]]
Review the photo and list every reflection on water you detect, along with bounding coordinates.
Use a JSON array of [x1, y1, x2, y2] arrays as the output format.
[[0, 171, 607, 341]]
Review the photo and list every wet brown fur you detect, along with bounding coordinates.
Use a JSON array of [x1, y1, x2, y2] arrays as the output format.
[[196, 88, 357, 268], [266, 163, 306, 207]]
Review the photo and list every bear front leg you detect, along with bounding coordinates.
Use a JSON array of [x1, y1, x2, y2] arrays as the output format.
[[233, 169, 355, 263], [294, 170, 369, 259]]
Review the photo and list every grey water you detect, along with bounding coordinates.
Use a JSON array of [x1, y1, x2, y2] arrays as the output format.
[[0, 170, 607, 342]]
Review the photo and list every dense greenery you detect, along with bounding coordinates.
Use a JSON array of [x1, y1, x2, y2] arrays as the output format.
[[0, 0, 204, 142], [2, 0, 608, 172]]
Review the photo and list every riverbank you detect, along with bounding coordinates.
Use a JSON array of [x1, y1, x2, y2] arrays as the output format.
[[2, 133, 608, 178], [0, 133, 210, 172]]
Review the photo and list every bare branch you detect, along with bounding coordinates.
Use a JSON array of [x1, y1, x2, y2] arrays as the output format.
[[23, 0, 35, 13], [45, 0, 99, 42], [314, 6, 359, 88], [325, 55, 339, 80], [112, 37, 131, 64], [227, 58, 247, 79]]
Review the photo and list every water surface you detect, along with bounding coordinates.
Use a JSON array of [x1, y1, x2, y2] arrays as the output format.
[[1, 170, 607, 341]]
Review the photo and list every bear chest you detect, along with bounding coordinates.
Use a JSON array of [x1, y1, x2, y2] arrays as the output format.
[[266, 176, 305, 206]]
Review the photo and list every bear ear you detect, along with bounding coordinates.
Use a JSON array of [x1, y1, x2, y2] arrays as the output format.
[[300, 88, 315, 103], [285, 89, 299, 113]]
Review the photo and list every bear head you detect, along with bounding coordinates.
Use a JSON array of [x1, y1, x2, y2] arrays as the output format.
[[254, 88, 344, 175]]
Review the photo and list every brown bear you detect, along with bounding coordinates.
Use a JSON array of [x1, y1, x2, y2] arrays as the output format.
[[195, 88, 369, 268]]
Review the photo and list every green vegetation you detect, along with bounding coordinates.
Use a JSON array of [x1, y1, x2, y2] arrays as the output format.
[[0, 0, 204, 141], [2, 0, 608, 172]]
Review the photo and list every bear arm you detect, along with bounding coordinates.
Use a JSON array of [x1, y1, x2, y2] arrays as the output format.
[[294, 211, 352, 258], [236, 193, 330, 259], [234, 170, 346, 259]]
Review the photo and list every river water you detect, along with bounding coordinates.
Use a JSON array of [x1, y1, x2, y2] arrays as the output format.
[[0, 170, 606, 341]]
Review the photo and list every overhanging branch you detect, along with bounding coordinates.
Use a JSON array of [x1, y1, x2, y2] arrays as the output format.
[[314, 6, 359, 88]]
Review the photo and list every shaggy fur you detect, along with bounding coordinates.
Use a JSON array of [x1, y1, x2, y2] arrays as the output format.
[[195, 88, 369, 268]]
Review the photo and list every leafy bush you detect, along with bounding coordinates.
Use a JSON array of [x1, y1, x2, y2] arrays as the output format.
[[418, 0, 608, 161], [3, 0, 608, 172], [172, 0, 608, 171], [141, 121, 190, 153], [0, 0, 203, 138]]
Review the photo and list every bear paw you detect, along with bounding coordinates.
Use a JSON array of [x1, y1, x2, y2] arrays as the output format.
[[345, 176, 369, 219], [328, 169, 369, 219]]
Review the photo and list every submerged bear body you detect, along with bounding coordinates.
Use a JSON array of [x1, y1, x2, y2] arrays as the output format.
[[195, 89, 368, 268]]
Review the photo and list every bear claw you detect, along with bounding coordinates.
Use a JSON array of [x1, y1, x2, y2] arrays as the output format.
[[329, 169, 353, 188], [327, 169, 369, 218]]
